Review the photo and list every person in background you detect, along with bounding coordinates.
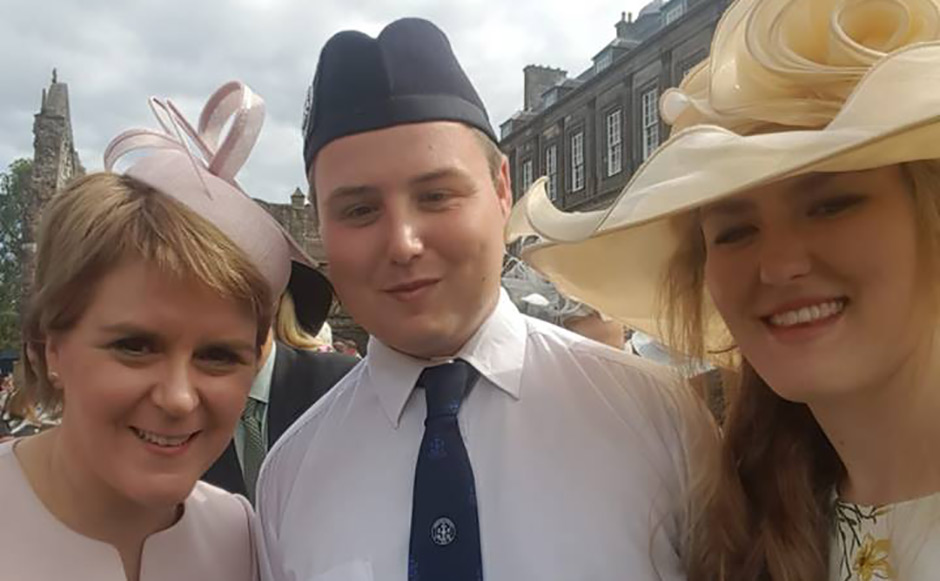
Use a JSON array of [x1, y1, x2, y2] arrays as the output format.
[[0, 367, 37, 439], [503, 250, 624, 348], [508, 0, 940, 577], [560, 306, 626, 350], [310, 320, 335, 352], [0, 374, 12, 439], [203, 267, 357, 502], [0, 81, 304, 581], [257, 18, 712, 581], [331, 339, 361, 358], [274, 288, 330, 352]]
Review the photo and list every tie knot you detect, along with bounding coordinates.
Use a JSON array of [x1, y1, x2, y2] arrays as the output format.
[[242, 397, 263, 420], [418, 360, 478, 419]]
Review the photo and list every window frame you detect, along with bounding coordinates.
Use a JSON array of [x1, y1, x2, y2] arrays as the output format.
[[595, 51, 613, 74], [664, 0, 686, 25], [605, 108, 623, 177], [545, 143, 558, 200], [641, 87, 661, 161], [520, 158, 534, 193], [569, 130, 585, 193]]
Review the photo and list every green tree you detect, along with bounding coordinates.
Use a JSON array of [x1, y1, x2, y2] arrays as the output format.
[[0, 158, 31, 350]]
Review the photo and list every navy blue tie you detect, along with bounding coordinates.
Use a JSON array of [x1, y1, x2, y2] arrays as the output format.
[[408, 360, 483, 581]]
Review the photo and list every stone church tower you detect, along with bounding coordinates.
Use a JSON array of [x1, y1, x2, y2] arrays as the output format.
[[21, 71, 84, 300]]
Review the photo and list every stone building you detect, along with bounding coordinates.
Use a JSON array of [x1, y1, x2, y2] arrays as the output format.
[[23, 71, 85, 298], [21, 73, 368, 351], [499, 0, 731, 211], [254, 188, 326, 263]]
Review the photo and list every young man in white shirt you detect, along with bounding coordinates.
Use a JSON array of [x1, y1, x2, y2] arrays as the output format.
[[257, 17, 707, 581]]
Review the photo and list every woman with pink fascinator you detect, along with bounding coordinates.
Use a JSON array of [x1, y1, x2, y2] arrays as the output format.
[[510, 0, 940, 578], [0, 81, 315, 580]]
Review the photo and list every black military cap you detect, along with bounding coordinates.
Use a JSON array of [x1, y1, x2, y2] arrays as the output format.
[[302, 18, 498, 174]]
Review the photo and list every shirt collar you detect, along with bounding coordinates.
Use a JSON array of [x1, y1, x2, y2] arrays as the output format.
[[367, 289, 528, 427], [249, 340, 277, 404]]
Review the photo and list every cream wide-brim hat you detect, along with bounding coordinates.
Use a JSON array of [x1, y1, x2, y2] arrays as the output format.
[[506, 0, 940, 356]]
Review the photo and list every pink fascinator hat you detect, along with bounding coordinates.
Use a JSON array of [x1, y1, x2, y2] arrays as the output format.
[[103, 81, 332, 327]]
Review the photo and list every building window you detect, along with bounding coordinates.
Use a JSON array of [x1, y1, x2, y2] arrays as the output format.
[[664, 0, 686, 25], [641, 87, 660, 161], [520, 158, 534, 193], [542, 90, 558, 108], [570, 131, 585, 192], [500, 120, 514, 140], [595, 51, 613, 74], [605, 109, 623, 177], [545, 144, 558, 200]]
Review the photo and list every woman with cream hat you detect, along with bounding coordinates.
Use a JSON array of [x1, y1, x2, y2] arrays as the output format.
[[509, 0, 940, 578], [0, 81, 315, 580]]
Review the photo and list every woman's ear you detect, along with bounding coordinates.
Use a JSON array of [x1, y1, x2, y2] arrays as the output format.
[[44, 334, 64, 390]]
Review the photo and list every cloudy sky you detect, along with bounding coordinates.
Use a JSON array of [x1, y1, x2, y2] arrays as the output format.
[[1, 0, 654, 203]]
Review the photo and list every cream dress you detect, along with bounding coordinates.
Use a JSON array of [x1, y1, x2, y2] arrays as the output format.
[[831, 492, 940, 580], [0, 439, 258, 580]]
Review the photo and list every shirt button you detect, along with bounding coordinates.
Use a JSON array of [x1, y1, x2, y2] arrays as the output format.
[[430, 517, 457, 546]]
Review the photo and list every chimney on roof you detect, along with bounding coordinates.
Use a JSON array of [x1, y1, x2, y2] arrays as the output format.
[[616, 11, 632, 38], [523, 65, 567, 112]]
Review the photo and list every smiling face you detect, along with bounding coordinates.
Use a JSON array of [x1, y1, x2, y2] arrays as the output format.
[[700, 166, 926, 403], [313, 122, 512, 358], [45, 260, 258, 507]]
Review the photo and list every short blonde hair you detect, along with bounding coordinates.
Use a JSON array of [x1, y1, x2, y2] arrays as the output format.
[[22, 173, 274, 415]]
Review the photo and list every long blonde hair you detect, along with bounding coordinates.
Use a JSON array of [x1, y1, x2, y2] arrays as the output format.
[[22, 173, 274, 416], [273, 290, 330, 350], [670, 160, 940, 580]]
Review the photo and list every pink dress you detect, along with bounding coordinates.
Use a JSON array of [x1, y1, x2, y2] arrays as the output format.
[[0, 440, 258, 580]]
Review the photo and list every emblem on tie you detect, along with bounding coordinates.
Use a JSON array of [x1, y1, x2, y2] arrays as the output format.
[[409, 360, 483, 579], [431, 517, 457, 546], [429, 436, 446, 459]]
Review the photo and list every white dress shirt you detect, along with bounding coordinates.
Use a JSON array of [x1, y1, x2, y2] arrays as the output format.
[[257, 290, 696, 581]]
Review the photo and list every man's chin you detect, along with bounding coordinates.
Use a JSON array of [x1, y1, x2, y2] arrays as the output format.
[[376, 321, 462, 359]]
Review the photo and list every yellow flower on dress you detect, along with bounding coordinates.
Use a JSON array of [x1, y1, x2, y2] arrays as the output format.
[[852, 534, 894, 581]]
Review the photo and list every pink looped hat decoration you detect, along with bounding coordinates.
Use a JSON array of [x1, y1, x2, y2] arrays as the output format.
[[103, 80, 316, 298]]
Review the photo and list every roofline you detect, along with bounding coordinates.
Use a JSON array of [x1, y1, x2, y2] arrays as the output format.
[[500, 0, 722, 143]]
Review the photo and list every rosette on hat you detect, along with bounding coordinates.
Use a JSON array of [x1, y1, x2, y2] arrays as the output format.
[[506, 0, 940, 356], [664, 0, 940, 133]]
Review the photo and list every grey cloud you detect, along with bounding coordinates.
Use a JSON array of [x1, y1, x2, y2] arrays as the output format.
[[1, 0, 651, 202]]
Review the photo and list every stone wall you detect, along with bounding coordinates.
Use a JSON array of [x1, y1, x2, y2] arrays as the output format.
[[253, 188, 326, 263]]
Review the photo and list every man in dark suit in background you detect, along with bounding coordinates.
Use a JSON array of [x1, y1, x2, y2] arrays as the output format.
[[203, 263, 357, 501]]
